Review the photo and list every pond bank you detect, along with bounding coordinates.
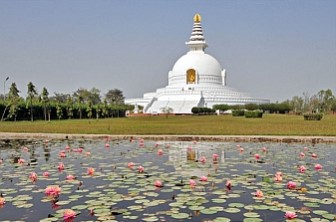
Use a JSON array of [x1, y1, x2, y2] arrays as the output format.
[[1, 132, 336, 144]]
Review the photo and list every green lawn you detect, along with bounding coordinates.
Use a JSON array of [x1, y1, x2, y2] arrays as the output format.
[[1, 114, 336, 136]]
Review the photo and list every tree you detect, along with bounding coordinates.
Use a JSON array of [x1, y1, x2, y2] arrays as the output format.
[[161, 106, 173, 118], [101, 99, 109, 118], [86, 101, 93, 119], [331, 98, 336, 114], [290, 96, 304, 114], [73, 90, 84, 119], [317, 89, 334, 113], [308, 95, 319, 113], [40, 87, 49, 121], [56, 104, 63, 120], [89, 87, 101, 105], [66, 96, 74, 119], [105, 89, 124, 105], [213, 104, 230, 111], [2, 82, 20, 121], [27, 82, 38, 121]]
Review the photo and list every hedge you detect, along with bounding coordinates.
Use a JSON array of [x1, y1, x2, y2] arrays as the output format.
[[191, 107, 215, 115], [303, 113, 323, 121], [232, 110, 245, 117], [244, 110, 263, 118]]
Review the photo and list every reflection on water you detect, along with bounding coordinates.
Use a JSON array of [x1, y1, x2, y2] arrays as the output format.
[[0, 139, 335, 222]]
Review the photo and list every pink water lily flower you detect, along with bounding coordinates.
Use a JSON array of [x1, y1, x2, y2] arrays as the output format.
[[73, 147, 83, 153], [29, 172, 38, 182], [199, 156, 206, 164], [154, 180, 163, 187], [45, 185, 61, 197], [239, 147, 244, 153], [127, 162, 135, 169], [315, 163, 322, 171], [274, 172, 283, 182], [43, 172, 50, 177], [138, 166, 144, 173], [254, 189, 263, 197], [311, 153, 318, 158], [87, 167, 95, 176], [262, 147, 267, 152], [59, 151, 66, 158], [66, 175, 76, 180], [254, 153, 260, 160], [212, 153, 219, 161], [299, 165, 306, 173], [63, 209, 77, 220], [226, 180, 232, 190], [105, 143, 110, 148], [65, 145, 71, 150], [157, 149, 163, 155], [58, 162, 65, 171], [200, 176, 208, 182], [86, 151, 91, 156], [0, 197, 5, 205], [299, 152, 305, 158], [287, 181, 297, 189], [18, 158, 25, 164], [304, 146, 308, 151], [189, 179, 197, 187], [138, 139, 145, 148], [284, 211, 297, 219]]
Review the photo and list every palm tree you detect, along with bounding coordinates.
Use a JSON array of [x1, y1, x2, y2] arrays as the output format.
[[27, 82, 38, 121], [1, 82, 20, 121], [66, 96, 74, 119], [40, 87, 49, 121]]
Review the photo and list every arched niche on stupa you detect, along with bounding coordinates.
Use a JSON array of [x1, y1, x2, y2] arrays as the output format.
[[186, 69, 196, 84]]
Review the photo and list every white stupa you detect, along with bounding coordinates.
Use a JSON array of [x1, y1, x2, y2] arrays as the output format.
[[126, 14, 269, 114]]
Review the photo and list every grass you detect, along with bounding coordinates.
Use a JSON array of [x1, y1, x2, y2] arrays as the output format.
[[1, 114, 336, 136]]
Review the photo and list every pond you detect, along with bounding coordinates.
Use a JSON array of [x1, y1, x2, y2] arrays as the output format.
[[0, 138, 335, 222]]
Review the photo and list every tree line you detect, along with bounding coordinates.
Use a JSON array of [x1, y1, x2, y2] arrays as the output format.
[[0, 81, 132, 121], [213, 89, 336, 114]]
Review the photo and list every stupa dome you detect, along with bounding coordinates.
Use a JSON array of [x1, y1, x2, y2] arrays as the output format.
[[169, 51, 223, 86]]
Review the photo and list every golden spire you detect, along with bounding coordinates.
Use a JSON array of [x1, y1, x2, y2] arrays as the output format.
[[194, 13, 201, 23]]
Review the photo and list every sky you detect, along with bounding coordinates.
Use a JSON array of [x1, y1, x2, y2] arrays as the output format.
[[0, 0, 335, 102]]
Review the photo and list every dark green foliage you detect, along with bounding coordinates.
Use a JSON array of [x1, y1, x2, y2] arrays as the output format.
[[259, 103, 291, 114], [232, 110, 245, 117], [0, 101, 128, 121], [244, 103, 259, 111], [191, 107, 215, 115], [244, 110, 263, 118], [213, 104, 230, 111], [303, 113, 323, 121]]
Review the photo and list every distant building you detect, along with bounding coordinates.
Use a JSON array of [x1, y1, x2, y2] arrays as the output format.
[[126, 14, 269, 114]]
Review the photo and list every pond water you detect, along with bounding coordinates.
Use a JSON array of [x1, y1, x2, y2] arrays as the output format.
[[0, 138, 335, 222]]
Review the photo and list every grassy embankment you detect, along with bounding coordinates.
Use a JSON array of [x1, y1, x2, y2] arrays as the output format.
[[0, 114, 336, 136]]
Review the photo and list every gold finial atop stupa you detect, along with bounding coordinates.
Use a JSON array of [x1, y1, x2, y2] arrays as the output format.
[[194, 13, 201, 23]]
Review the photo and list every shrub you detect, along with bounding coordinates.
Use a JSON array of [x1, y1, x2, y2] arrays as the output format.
[[232, 110, 245, 117], [244, 110, 263, 118], [213, 104, 230, 111], [191, 107, 215, 115], [303, 113, 323, 121]]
